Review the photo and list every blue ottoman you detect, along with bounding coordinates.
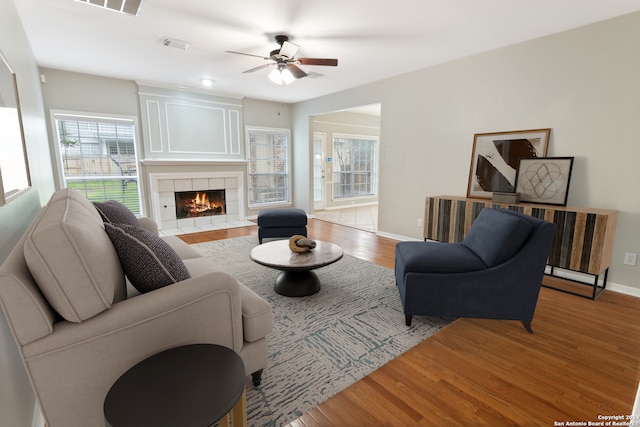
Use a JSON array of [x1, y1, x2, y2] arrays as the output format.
[[257, 208, 307, 244]]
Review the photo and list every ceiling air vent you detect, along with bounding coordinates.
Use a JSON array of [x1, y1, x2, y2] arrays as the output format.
[[161, 37, 191, 50], [75, 0, 144, 17]]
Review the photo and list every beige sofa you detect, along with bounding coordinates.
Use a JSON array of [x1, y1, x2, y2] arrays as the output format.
[[0, 188, 273, 426]]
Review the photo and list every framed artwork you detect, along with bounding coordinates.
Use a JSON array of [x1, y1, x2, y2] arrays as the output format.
[[0, 49, 31, 206], [466, 128, 550, 199], [515, 157, 574, 206]]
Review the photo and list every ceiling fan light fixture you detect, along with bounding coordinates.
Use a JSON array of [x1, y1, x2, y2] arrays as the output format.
[[227, 34, 338, 85], [268, 67, 295, 85]]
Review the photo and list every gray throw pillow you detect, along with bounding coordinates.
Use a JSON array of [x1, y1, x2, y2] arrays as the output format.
[[104, 223, 191, 293], [94, 200, 140, 227]]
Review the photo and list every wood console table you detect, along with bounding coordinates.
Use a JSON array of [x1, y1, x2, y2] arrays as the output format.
[[423, 196, 618, 299]]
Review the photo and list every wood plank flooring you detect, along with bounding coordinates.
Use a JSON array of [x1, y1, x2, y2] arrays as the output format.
[[179, 219, 640, 427]]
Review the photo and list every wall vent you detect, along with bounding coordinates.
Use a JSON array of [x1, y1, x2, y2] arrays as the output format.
[[75, 0, 144, 17]]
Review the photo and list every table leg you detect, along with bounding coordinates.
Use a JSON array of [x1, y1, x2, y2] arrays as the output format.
[[274, 270, 320, 297], [231, 389, 247, 427], [218, 389, 246, 427]]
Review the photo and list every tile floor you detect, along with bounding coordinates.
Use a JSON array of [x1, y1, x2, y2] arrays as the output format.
[[313, 205, 379, 232]]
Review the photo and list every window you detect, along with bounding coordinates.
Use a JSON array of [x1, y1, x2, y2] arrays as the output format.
[[246, 127, 290, 207], [332, 134, 378, 199], [53, 112, 141, 214]]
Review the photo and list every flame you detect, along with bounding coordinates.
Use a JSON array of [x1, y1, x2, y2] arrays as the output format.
[[186, 192, 217, 215], [177, 191, 225, 218]]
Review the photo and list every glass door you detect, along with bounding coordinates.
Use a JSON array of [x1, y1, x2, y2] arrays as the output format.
[[313, 132, 326, 211]]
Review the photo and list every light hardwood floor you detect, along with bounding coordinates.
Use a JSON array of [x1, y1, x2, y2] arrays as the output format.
[[179, 219, 640, 427]]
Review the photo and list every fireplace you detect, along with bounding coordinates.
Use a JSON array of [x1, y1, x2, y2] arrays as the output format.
[[148, 169, 245, 230], [175, 190, 226, 219]]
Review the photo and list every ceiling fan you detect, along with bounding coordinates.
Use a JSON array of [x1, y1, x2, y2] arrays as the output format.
[[226, 35, 338, 84]]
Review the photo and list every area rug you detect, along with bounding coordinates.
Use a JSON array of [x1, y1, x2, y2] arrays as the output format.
[[191, 236, 451, 427]]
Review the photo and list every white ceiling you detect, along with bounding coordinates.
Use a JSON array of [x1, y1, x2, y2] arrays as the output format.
[[12, 0, 640, 104]]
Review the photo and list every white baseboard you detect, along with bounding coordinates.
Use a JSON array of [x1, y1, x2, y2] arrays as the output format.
[[375, 231, 418, 242], [545, 267, 640, 298], [606, 282, 640, 298]]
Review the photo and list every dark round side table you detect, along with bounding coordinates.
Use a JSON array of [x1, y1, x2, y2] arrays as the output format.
[[104, 344, 246, 427]]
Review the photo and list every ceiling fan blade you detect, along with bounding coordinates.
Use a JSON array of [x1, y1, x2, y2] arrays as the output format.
[[279, 41, 300, 59], [298, 58, 338, 66], [287, 64, 308, 79], [226, 50, 270, 60], [243, 63, 272, 73]]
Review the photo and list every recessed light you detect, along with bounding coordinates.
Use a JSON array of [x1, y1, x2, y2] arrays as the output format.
[[200, 78, 214, 87]]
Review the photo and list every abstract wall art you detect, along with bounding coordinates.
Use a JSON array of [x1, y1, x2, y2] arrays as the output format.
[[466, 129, 550, 199], [515, 157, 574, 206]]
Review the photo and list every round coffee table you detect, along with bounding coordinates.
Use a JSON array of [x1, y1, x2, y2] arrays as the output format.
[[104, 344, 246, 427], [250, 239, 343, 297]]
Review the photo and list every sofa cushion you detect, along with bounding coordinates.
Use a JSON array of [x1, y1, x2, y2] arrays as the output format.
[[94, 200, 140, 227], [396, 241, 487, 273], [462, 208, 533, 267], [162, 235, 204, 260], [181, 257, 273, 342], [23, 189, 125, 323], [182, 257, 225, 277], [257, 208, 307, 227], [104, 223, 191, 293]]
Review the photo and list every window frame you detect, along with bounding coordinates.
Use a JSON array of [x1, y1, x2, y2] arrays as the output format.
[[331, 132, 379, 201], [50, 110, 143, 214], [245, 126, 292, 209]]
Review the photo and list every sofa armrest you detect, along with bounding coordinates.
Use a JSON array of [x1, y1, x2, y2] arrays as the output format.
[[22, 270, 243, 359], [137, 216, 159, 235], [20, 271, 246, 426], [239, 284, 273, 342]]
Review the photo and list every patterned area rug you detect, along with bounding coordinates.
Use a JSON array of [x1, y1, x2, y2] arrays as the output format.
[[191, 236, 451, 427]]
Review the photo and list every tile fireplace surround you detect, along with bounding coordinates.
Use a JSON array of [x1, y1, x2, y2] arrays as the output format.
[[148, 171, 250, 235]]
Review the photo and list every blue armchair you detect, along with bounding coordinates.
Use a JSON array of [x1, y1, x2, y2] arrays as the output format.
[[394, 208, 556, 333]]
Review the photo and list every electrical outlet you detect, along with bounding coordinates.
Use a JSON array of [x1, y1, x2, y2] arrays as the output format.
[[417, 218, 423, 227], [624, 252, 638, 266]]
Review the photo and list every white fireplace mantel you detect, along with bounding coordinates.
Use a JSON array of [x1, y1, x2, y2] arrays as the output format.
[[142, 159, 247, 167]]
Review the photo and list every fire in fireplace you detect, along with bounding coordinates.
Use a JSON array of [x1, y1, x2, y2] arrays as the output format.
[[175, 190, 226, 219]]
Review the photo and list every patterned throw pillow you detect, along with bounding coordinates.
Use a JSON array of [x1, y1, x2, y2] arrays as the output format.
[[94, 200, 140, 227], [104, 223, 191, 293]]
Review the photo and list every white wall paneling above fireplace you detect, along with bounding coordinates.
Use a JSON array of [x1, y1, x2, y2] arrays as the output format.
[[138, 84, 243, 160], [148, 171, 246, 231]]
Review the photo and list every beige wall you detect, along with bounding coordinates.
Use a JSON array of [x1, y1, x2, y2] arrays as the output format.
[[38, 71, 292, 219], [0, 0, 56, 424], [294, 11, 640, 291]]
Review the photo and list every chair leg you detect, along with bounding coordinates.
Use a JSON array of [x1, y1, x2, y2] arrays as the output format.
[[251, 369, 263, 386], [405, 315, 412, 326], [522, 320, 534, 334]]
